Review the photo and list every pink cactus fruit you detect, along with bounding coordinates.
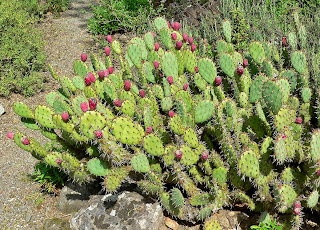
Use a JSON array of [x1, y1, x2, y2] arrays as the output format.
[[293, 207, 301, 215], [85, 76, 91, 86], [191, 44, 196, 52], [95, 130, 103, 139], [176, 40, 183, 50], [124, 80, 131, 91], [195, 66, 199, 73], [139, 89, 146, 98], [243, 59, 248, 68], [81, 53, 87, 62], [282, 37, 287, 47], [237, 65, 244, 75], [296, 117, 303, 124], [169, 110, 175, 117], [89, 97, 97, 110], [108, 67, 114, 74], [294, 201, 301, 209], [98, 70, 105, 80], [113, 99, 122, 107], [282, 134, 287, 140], [188, 37, 194, 45], [107, 35, 112, 43], [88, 72, 96, 83], [61, 111, 69, 121], [215, 76, 222, 86], [104, 70, 109, 77], [21, 137, 30, 145], [105, 47, 110, 56], [317, 169, 320, 176], [175, 149, 183, 160], [154, 60, 160, 69], [146, 126, 153, 134], [171, 33, 177, 40], [56, 158, 62, 164], [172, 22, 181, 31], [167, 76, 173, 85], [80, 102, 88, 112], [155, 43, 160, 51], [183, 83, 188, 91], [183, 33, 188, 42], [7, 132, 14, 139], [201, 150, 209, 160], [152, 32, 155, 38]]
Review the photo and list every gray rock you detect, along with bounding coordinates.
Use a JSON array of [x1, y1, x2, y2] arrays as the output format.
[[57, 181, 101, 214], [41, 218, 71, 230], [0, 103, 5, 116], [70, 191, 164, 230]]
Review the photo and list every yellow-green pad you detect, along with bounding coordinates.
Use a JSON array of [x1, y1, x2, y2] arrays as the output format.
[[35, 105, 56, 129], [180, 145, 199, 166], [13, 102, 34, 119], [79, 111, 107, 139], [238, 149, 259, 179], [143, 134, 164, 156], [197, 58, 217, 85], [111, 117, 144, 145]]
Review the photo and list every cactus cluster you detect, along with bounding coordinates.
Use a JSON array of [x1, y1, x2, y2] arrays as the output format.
[[9, 16, 320, 229]]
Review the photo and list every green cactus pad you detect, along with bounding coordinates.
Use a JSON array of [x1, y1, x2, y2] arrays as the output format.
[[143, 134, 164, 156], [142, 61, 156, 83], [222, 19, 232, 43], [273, 108, 296, 133], [198, 58, 217, 85], [111, 117, 144, 145], [127, 43, 143, 69], [182, 50, 196, 74], [161, 97, 173, 112], [121, 100, 136, 117], [190, 193, 214, 206], [249, 74, 268, 103], [20, 118, 40, 130], [288, 31, 297, 50], [216, 39, 228, 54], [301, 87, 312, 103], [262, 80, 283, 115], [131, 153, 150, 173], [238, 149, 260, 179], [162, 51, 178, 81], [219, 53, 235, 77], [180, 145, 199, 166], [249, 42, 265, 65], [307, 190, 319, 208], [194, 100, 215, 123], [184, 128, 199, 148], [87, 158, 110, 176], [163, 144, 177, 166], [274, 184, 297, 213], [79, 111, 107, 139], [274, 132, 296, 164], [103, 167, 128, 193], [170, 188, 185, 209], [194, 73, 207, 91], [310, 130, 320, 163], [34, 105, 56, 129], [73, 60, 88, 77], [291, 51, 306, 74], [160, 28, 173, 49], [13, 102, 35, 119]]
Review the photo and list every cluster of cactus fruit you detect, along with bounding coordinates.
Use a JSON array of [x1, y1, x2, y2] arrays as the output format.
[[8, 16, 320, 229]]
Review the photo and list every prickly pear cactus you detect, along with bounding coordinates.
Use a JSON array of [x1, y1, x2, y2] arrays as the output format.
[[8, 16, 320, 229]]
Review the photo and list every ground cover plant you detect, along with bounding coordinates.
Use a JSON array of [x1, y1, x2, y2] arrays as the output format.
[[7, 15, 320, 229]]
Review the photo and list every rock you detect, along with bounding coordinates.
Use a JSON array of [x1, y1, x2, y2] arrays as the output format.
[[165, 217, 180, 230], [57, 181, 101, 214], [207, 210, 250, 229], [0, 103, 5, 116], [70, 191, 164, 230], [41, 218, 71, 230]]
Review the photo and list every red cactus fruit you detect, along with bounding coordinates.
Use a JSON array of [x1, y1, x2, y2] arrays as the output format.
[[108, 67, 114, 74], [167, 76, 173, 85], [215, 76, 222, 86], [169, 110, 175, 117], [175, 150, 183, 160], [98, 70, 105, 80], [282, 37, 287, 47], [282, 134, 287, 140], [294, 201, 301, 209], [21, 137, 30, 145], [237, 65, 244, 75], [195, 66, 199, 73], [95, 130, 103, 139], [171, 33, 177, 40], [201, 150, 209, 160], [80, 102, 88, 112], [139, 89, 146, 98], [154, 60, 159, 69], [61, 111, 69, 121], [113, 99, 122, 107], [172, 22, 181, 31], [81, 53, 87, 62], [293, 207, 301, 215], [296, 117, 303, 124], [183, 83, 188, 91], [191, 44, 196, 52], [88, 73, 96, 83], [124, 80, 131, 91], [317, 169, 320, 176], [7, 132, 14, 139], [176, 40, 183, 50], [85, 76, 91, 86], [152, 32, 155, 38], [155, 43, 160, 51], [89, 97, 97, 110], [56, 158, 62, 164], [104, 70, 109, 77], [183, 33, 188, 43], [243, 59, 248, 68], [188, 37, 194, 45], [146, 126, 153, 134], [105, 47, 110, 56], [107, 35, 112, 43]]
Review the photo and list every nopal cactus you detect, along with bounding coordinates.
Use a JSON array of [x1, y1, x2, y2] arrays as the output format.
[[9, 16, 320, 229]]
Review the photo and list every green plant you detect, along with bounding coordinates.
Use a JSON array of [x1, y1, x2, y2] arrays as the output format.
[[8, 16, 320, 229], [251, 220, 282, 230]]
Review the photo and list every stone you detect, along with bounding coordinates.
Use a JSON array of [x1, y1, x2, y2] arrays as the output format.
[[0, 103, 5, 116], [208, 210, 250, 229], [70, 191, 164, 230], [41, 218, 71, 230], [57, 181, 101, 214], [165, 217, 179, 230]]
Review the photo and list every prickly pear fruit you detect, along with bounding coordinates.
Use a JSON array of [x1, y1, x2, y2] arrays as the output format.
[[191, 44, 196, 52], [154, 60, 160, 69], [317, 170, 320, 176], [152, 32, 155, 38], [176, 40, 183, 50], [175, 149, 183, 160], [124, 80, 131, 91], [188, 37, 194, 45], [171, 33, 177, 40], [56, 158, 62, 164], [183, 33, 188, 42], [7, 132, 14, 139], [108, 67, 114, 74], [243, 59, 248, 68], [88, 73, 96, 83], [293, 207, 301, 215], [139, 90, 146, 98], [183, 83, 189, 91], [85, 76, 91, 86], [61, 111, 69, 121], [294, 201, 301, 208], [95, 130, 103, 139], [237, 65, 244, 75], [98, 70, 105, 80], [21, 137, 30, 145], [146, 126, 153, 134], [155, 43, 160, 51], [89, 97, 97, 110], [81, 53, 87, 62], [105, 47, 110, 56], [81, 102, 88, 112], [215, 76, 222, 86], [167, 76, 173, 85], [195, 66, 199, 73], [113, 99, 122, 107], [201, 150, 209, 160], [282, 37, 287, 47], [172, 22, 181, 31], [296, 117, 302, 124], [169, 110, 175, 117], [107, 35, 112, 43]]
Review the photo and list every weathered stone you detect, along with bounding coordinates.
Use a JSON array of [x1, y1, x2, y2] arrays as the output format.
[[0, 103, 5, 116], [70, 191, 164, 230], [165, 217, 180, 230], [41, 218, 71, 230], [207, 209, 250, 229]]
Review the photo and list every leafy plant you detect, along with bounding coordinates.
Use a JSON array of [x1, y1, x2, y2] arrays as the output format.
[[250, 220, 282, 230]]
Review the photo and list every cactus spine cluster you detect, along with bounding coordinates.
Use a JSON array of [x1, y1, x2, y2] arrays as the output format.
[[9, 16, 320, 229]]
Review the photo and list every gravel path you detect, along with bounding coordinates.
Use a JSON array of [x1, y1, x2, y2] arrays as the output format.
[[0, 0, 99, 229]]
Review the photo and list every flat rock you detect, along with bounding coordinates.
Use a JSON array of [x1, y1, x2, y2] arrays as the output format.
[[40, 218, 71, 230], [0, 103, 5, 116], [70, 191, 164, 230]]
